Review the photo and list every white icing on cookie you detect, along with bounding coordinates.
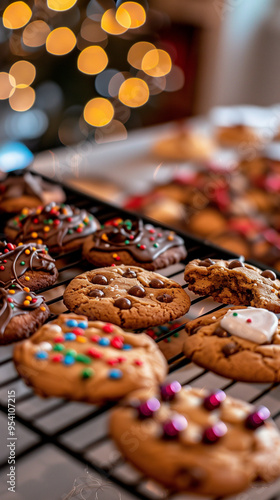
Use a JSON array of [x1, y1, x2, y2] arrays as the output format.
[[220, 308, 278, 344]]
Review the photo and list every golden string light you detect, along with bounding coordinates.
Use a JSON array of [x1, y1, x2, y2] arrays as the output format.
[[22, 21, 51, 48], [0, 0, 175, 142], [128, 42, 156, 70], [3, 1, 32, 30], [47, 0, 78, 12], [9, 61, 36, 89], [142, 49, 172, 77], [9, 87, 35, 112], [46, 27, 76, 56], [78, 46, 108, 75], [101, 9, 128, 35], [116, 1, 146, 29], [84, 98, 114, 127], [118, 77, 149, 107]]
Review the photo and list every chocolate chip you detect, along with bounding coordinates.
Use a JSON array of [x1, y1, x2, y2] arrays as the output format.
[[157, 294, 173, 303], [149, 278, 165, 288], [261, 270, 276, 280], [123, 269, 137, 279], [198, 258, 214, 267], [175, 467, 206, 489], [215, 326, 231, 338], [128, 285, 146, 298], [228, 259, 244, 269], [91, 274, 108, 285], [89, 289, 104, 298], [222, 342, 239, 357], [114, 297, 132, 309]]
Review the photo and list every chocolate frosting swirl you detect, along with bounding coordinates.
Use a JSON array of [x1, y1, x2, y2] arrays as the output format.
[[0, 286, 45, 336], [0, 172, 64, 203], [90, 218, 186, 263], [8, 202, 100, 251], [0, 241, 56, 287]]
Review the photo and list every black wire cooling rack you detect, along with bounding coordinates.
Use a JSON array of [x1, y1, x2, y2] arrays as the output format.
[[0, 176, 280, 500]]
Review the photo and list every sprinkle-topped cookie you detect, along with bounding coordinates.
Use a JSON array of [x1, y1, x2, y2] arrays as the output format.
[[184, 258, 280, 312], [184, 306, 280, 382], [63, 265, 191, 329], [0, 240, 58, 291], [82, 217, 187, 270], [0, 286, 50, 344], [5, 202, 100, 253], [110, 384, 280, 497], [13, 314, 168, 403]]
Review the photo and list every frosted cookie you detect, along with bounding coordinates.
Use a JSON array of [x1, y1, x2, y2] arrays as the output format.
[[5, 202, 100, 253], [13, 314, 168, 403], [83, 217, 187, 270], [63, 265, 191, 329], [184, 258, 280, 312], [0, 286, 50, 344], [0, 172, 65, 213], [0, 241, 58, 291], [110, 384, 280, 497], [184, 306, 280, 382]]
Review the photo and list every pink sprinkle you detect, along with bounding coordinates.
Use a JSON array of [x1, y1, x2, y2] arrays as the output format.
[[157, 233, 162, 237], [149, 236, 155, 241], [246, 319, 252, 323]]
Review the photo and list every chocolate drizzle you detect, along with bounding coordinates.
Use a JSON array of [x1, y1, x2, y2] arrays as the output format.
[[0, 241, 56, 288], [8, 202, 100, 251], [0, 172, 64, 203], [90, 218, 186, 263], [0, 286, 45, 336]]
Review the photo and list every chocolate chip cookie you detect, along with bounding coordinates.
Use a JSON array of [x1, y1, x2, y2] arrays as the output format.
[[63, 265, 191, 329], [110, 383, 280, 497], [0, 241, 58, 291], [0, 286, 50, 344], [5, 202, 100, 253], [184, 258, 280, 312], [82, 217, 187, 270], [13, 314, 168, 403], [184, 306, 280, 382]]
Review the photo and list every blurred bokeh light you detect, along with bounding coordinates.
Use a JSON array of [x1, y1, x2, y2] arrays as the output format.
[[3, 2, 32, 30], [22, 21, 51, 48], [46, 27, 76, 55], [142, 49, 172, 77], [116, 1, 146, 29], [9, 87, 35, 112], [78, 46, 108, 75], [118, 77, 149, 107], [47, 0, 78, 12], [9, 61, 36, 89], [84, 97, 114, 127], [101, 8, 128, 35]]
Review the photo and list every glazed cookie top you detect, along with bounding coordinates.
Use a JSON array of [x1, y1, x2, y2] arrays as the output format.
[[110, 383, 280, 496], [88, 217, 186, 263], [7, 202, 99, 250], [13, 314, 168, 403], [0, 241, 56, 288], [0, 172, 64, 203], [0, 285, 46, 336]]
